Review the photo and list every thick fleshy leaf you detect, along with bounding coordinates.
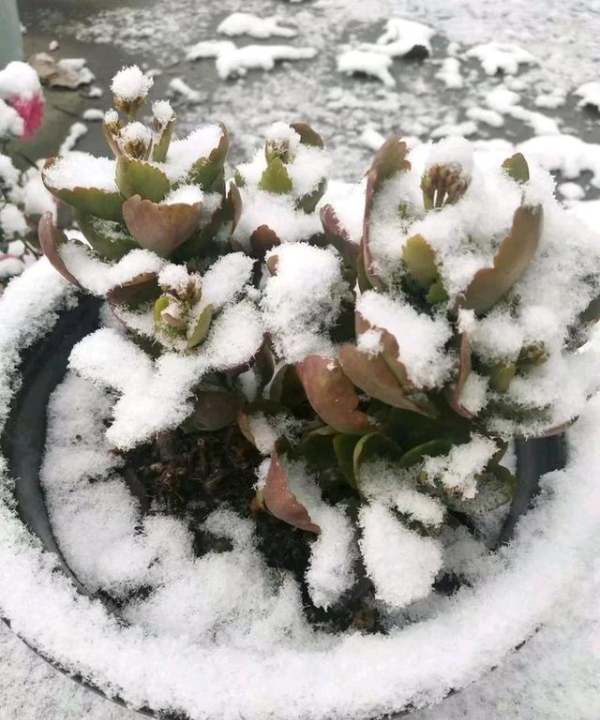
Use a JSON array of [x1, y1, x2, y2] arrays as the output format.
[[116, 156, 170, 202], [462, 205, 542, 314], [187, 304, 213, 349], [297, 177, 327, 214], [259, 157, 293, 194], [122, 195, 202, 257], [187, 124, 229, 192], [333, 434, 359, 487], [38, 213, 81, 287], [290, 122, 324, 148], [226, 182, 243, 233], [262, 450, 321, 534], [296, 355, 373, 435], [338, 343, 429, 415], [43, 159, 123, 222], [188, 390, 240, 431], [152, 117, 175, 163], [449, 333, 473, 418], [362, 137, 411, 288], [403, 234, 437, 287], [488, 360, 516, 393], [399, 439, 453, 469], [502, 153, 529, 184], [353, 432, 401, 484], [250, 224, 280, 258], [76, 213, 137, 260], [107, 272, 161, 308], [320, 203, 357, 269]]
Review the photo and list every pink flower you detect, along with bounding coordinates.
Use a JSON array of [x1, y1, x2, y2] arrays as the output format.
[[9, 92, 45, 139]]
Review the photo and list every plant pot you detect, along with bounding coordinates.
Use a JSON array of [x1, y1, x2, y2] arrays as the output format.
[[0, 290, 568, 718]]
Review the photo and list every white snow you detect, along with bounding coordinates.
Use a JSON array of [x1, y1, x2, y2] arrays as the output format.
[[187, 40, 317, 80], [359, 502, 443, 608], [436, 57, 463, 89], [466, 42, 538, 75], [168, 77, 202, 103], [110, 65, 153, 100], [337, 50, 394, 88], [357, 291, 453, 389], [42, 152, 117, 192], [217, 13, 297, 39], [0, 61, 41, 99], [424, 435, 498, 501], [369, 18, 435, 57], [574, 81, 600, 110], [261, 243, 348, 363]]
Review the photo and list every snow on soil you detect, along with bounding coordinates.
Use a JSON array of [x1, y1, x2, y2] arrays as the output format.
[[1, 260, 600, 720]]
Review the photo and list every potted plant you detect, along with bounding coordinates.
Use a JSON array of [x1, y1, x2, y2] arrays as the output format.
[[1, 65, 600, 719]]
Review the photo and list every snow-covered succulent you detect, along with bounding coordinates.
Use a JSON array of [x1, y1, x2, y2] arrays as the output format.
[[37, 68, 600, 624]]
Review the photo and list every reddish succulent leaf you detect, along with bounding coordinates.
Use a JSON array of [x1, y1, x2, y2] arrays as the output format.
[[227, 182, 243, 233], [361, 137, 411, 289], [355, 311, 412, 389], [320, 204, 358, 268], [462, 205, 542, 314], [296, 355, 373, 435], [189, 391, 240, 431], [38, 212, 81, 288], [449, 332, 473, 418], [250, 224, 280, 258], [107, 272, 160, 307], [338, 344, 429, 415], [290, 122, 324, 148], [262, 450, 320, 534], [380, 329, 413, 389], [122, 195, 202, 257]]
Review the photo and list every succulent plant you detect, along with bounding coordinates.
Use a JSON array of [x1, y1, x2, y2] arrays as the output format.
[[38, 71, 600, 620], [40, 66, 235, 278]]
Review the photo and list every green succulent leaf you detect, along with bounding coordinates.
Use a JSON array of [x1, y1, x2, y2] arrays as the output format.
[[353, 432, 402, 485], [426, 280, 449, 305], [488, 360, 516, 393], [333, 434, 360, 487], [403, 234, 438, 287], [42, 157, 123, 221], [399, 438, 454, 469], [259, 157, 293, 195], [76, 213, 137, 260], [502, 153, 529, 184], [116, 156, 170, 202], [187, 304, 214, 349]]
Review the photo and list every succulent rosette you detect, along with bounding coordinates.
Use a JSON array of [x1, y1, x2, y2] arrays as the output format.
[[37, 68, 600, 619], [231, 121, 330, 256]]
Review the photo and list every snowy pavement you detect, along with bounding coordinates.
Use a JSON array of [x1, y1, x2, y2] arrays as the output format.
[[3, 0, 600, 718]]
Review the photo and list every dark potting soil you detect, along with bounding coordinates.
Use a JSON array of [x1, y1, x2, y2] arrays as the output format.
[[121, 426, 382, 634]]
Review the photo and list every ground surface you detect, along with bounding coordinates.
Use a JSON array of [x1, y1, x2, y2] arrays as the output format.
[[3, 0, 600, 717]]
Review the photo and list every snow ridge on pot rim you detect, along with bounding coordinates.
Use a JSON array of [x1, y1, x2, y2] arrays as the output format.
[[0, 258, 600, 720]]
